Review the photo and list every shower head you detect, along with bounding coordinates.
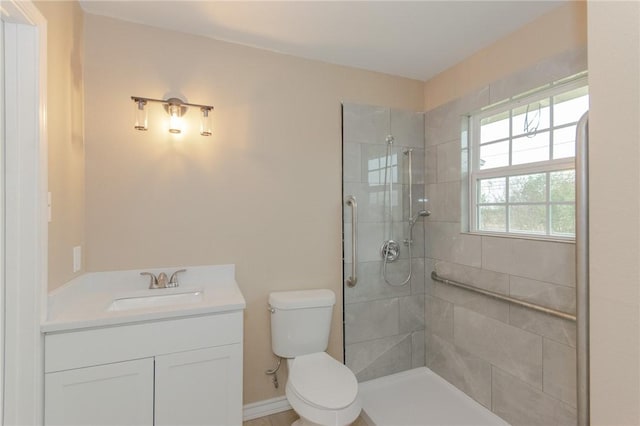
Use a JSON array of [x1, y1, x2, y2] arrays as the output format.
[[409, 210, 430, 226]]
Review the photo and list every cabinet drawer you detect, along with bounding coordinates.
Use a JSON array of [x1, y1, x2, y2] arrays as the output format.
[[45, 311, 242, 372]]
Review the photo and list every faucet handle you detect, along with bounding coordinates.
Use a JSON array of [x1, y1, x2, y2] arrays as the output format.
[[140, 272, 158, 289], [168, 269, 187, 288]]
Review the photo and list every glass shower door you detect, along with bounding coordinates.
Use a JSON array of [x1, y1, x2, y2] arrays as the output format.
[[342, 102, 426, 382]]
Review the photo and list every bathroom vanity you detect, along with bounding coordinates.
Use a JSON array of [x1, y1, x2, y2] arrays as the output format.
[[41, 265, 245, 426]]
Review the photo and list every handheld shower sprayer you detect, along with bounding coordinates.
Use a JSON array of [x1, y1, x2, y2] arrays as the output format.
[[410, 210, 430, 226]]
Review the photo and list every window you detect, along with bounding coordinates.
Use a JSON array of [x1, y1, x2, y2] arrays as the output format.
[[469, 77, 588, 239]]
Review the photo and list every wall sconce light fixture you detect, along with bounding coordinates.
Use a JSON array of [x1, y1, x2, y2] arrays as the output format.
[[131, 96, 214, 136]]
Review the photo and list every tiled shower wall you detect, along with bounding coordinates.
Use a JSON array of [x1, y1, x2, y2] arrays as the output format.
[[424, 47, 587, 426], [342, 103, 426, 381]]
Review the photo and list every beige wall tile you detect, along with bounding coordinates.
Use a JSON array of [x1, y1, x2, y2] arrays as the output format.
[[343, 103, 390, 145], [436, 140, 461, 183], [391, 109, 425, 148], [350, 334, 412, 382], [411, 331, 426, 369], [345, 298, 400, 344], [399, 295, 425, 334], [492, 367, 576, 426], [344, 261, 411, 304], [454, 307, 543, 388], [481, 236, 575, 286], [426, 333, 492, 408], [426, 182, 461, 222], [425, 295, 453, 341], [543, 339, 577, 407], [425, 222, 482, 267], [425, 146, 437, 184], [509, 275, 576, 314], [509, 305, 576, 348], [489, 46, 587, 104], [425, 87, 489, 145], [435, 260, 509, 294], [434, 282, 509, 323]]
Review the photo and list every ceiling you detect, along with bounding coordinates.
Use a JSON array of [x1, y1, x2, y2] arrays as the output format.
[[79, 1, 566, 81]]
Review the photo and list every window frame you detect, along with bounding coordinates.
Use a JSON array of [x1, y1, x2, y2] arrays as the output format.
[[468, 76, 588, 241]]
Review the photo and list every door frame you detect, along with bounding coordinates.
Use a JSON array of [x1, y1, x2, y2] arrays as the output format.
[[1, 1, 48, 424]]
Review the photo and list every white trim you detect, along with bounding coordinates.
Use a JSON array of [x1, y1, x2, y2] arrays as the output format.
[[0, 17, 5, 426], [1, 1, 48, 424], [468, 77, 587, 239], [243, 396, 292, 421]]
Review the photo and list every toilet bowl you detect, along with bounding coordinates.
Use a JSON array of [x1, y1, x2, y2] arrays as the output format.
[[268, 289, 361, 426], [286, 353, 361, 426]]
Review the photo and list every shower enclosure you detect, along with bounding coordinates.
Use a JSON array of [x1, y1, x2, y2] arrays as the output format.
[[342, 103, 426, 381]]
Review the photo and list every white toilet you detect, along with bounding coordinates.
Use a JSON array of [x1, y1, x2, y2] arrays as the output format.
[[269, 289, 361, 426]]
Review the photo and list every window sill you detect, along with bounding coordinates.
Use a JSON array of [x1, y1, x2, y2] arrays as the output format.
[[462, 230, 575, 244]]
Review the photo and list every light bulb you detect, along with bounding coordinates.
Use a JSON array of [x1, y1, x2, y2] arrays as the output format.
[[134, 99, 148, 131], [168, 104, 182, 134], [200, 107, 212, 136]]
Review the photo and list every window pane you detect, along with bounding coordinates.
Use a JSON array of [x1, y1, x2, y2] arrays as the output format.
[[480, 140, 509, 170], [509, 205, 546, 234], [553, 125, 576, 159], [512, 98, 551, 136], [479, 206, 506, 232], [550, 170, 575, 202], [479, 177, 506, 203], [480, 111, 509, 144], [554, 86, 589, 126], [512, 131, 550, 165], [509, 173, 546, 203], [551, 204, 575, 236]]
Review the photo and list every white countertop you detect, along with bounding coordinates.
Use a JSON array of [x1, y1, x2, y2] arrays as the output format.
[[42, 264, 246, 333]]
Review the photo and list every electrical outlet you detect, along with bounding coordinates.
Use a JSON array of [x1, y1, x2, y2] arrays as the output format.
[[73, 246, 82, 273]]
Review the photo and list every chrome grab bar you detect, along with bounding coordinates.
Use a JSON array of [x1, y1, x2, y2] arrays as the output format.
[[575, 111, 589, 426], [345, 196, 358, 287], [431, 272, 576, 322]]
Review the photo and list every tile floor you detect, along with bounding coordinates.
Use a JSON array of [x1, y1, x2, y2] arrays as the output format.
[[243, 410, 368, 426]]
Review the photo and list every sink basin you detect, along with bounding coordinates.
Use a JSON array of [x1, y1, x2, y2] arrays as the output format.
[[107, 290, 204, 312]]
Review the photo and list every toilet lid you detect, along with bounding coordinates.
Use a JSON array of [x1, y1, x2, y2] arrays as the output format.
[[288, 352, 358, 410]]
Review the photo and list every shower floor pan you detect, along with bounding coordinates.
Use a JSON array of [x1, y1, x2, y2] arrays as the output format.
[[359, 367, 509, 426]]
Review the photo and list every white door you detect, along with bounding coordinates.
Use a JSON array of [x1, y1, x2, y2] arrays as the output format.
[[155, 345, 243, 426], [44, 358, 154, 426]]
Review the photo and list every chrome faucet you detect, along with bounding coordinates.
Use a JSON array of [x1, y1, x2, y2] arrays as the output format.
[[140, 269, 187, 289]]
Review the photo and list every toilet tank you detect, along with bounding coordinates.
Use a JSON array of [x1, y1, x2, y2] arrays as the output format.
[[269, 289, 336, 358]]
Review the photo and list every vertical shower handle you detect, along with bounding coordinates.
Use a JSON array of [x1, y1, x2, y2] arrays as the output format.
[[346, 195, 358, 287]]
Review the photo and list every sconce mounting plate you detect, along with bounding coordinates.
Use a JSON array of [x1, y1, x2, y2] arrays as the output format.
[[163, 97, 189, 116]]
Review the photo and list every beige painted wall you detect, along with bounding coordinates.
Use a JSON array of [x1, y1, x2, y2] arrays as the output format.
[[83, 14, 423, 404], [424, 1, 587, 111], [588, 1, 640, 424], [34, 0, 85, 291]]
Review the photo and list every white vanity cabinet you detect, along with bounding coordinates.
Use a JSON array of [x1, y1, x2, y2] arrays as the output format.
[[44, 311, 243, 426], [45, 358, 155, 426]]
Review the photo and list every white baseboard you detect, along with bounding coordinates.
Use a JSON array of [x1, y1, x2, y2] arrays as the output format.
[[243, 396, 292, 421]]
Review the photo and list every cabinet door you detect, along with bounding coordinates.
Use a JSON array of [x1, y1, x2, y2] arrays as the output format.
[[45, 358, 154, 426], [155, 344, 242, 426]]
